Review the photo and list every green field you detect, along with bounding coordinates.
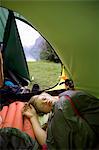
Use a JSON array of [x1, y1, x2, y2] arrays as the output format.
[[27, 61, 61, 90]]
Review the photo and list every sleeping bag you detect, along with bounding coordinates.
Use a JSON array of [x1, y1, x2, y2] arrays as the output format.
[[46, 90, 99, 150]]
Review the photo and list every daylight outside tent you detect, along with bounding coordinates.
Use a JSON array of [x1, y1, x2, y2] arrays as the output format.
[[16, 18, 61, 90]]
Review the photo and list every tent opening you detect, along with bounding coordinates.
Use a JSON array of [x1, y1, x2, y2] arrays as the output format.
[[16, 18, 62, 91], [0, 6, 66, 92]]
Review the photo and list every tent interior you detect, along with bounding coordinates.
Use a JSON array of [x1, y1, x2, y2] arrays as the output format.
[[0, 1, 99, 149], [0, 1, 99, 99]]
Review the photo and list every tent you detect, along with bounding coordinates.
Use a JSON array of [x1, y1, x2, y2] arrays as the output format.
[[0, 2, 99, 148], [0, 1, 98, 98], [0, 6, 67, 96], [0, 7, 30, 86], [0, 1, 99, 98]]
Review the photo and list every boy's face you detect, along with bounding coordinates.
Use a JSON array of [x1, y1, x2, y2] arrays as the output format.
[[35, 95, 53, 113]]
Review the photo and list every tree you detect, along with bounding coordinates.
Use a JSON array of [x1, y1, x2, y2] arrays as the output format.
[[40, 41, 61, 63]]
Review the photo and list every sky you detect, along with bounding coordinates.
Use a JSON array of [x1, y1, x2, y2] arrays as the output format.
[[16, 19, 40, 48]]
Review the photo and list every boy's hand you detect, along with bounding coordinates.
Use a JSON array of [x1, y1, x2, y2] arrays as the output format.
[[22, 103, 37, 119]]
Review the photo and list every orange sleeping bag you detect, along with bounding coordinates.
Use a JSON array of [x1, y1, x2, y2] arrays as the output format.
[[0, 101, 35, 139]]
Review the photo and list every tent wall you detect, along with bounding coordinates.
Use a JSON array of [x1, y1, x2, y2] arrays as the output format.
[[0, 7, 8, 42], [0, 7, 24, 42], [1, 9, 30, 86], [1, 1, 99, 97]]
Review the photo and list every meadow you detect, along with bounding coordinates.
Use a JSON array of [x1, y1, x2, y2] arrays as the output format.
[[27, 61, 61, 90]]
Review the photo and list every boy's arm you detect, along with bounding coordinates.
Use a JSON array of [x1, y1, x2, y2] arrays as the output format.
[[22, 104, 47, 146], [30, 115, 47, 146]]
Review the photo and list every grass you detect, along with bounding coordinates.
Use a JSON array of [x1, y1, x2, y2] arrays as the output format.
[[27, 61, 61, 90]]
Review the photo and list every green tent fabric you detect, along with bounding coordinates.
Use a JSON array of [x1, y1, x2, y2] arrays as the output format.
[[2, 10, 30, 86], [46, 90, 99, 149], [0, 7, 26, 43], [0, 1, 98, 98], [0, 7, 8, 43]]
